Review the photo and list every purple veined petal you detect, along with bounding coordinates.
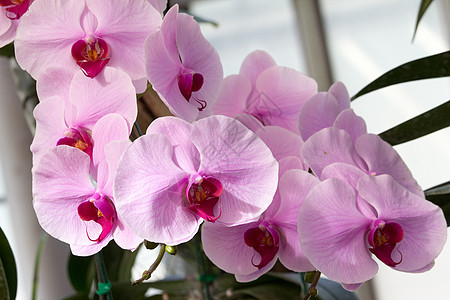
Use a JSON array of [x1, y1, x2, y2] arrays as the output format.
[[301, 127, 359, 178], [201, 221, 264, 276], [114, 133, 200, 245], [0, 0, 32, 20], [328, 81, 351, 112], [36, 67, 74, 100], [176, 10, 223, 110], [99, 140, 131, 198], [334, 109, 367, 143], [191, 115, 279, 225], [145, 28, 198, 121], [278, 156, 307, 176], [298, 92, 339, 142], [15, 0, 85, 79], [298, 178, 377, 284], [0, 11, 16, 47], [147, 0, 167, 16], [357, 175, 447, 272], [69, 67, 137, 132], [87, 0, 162, 81], [235, 258, 278, 282], [70, 236, 112, 256], [255, 125, 303, 162], [277, 223, 315, 272], [212, 74, 251, 118], [31, 96, 68, 166], [250, 66, 317, 133], [272, 169, 319, 222], [321, 163, 377, 219], [33, 146, 96, 246], [239, 50, 277, 86], [354, 134, 424, 196], [147, 116, 200, 174], [158, 4, 179, 64], [233, 113, 265, 133], [132, 77, 148, 94], [113, 213, 143, 251], [341, 282, 363, 291], [91, 114, 130, 190]]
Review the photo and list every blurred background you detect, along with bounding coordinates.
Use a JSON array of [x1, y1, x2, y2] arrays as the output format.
[[1, 0, 449, 299]]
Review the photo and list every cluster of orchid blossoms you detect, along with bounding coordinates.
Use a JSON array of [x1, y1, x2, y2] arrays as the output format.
[[4, 0, 447, 292]]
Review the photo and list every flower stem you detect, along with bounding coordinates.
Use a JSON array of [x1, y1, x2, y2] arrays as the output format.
[[95, 251, 113, 300], [302, 271, 321, 300], [132, 244, 166, 285], [194, 234, 212, 300], [32, 231, 48, 300]]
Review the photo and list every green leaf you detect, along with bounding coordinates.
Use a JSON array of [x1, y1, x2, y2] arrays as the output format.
[[413, 0, 434, 40], [229, 281, 301, 300], [0, 227, 17, 300], [425, 181, 450, 226], [0, 43, 14, 58], [316, 278, 359, 300], [117, 248, 140, 281], [352, 51, 450, 100], [67, 254, 95, 292], [111, 279, 198, 299], [378, 100, 450, 145]]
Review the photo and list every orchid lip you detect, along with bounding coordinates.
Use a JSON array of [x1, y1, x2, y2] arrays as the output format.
[[71, 36, 110, 78], [56, 127, 93, 158], [244, 222, 280, 269], [177, 70, 206, 111], [184, 174, 223, 222], [77, 193, 115, 243], [368, 219, 404, 267], [0, 0, 31, 20]]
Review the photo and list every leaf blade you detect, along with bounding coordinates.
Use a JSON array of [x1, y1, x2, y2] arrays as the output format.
[[352, 51, 450, 100], [379, 100, 450, 145], [0, 227, 17, 300], [413, 0, 434, 40]]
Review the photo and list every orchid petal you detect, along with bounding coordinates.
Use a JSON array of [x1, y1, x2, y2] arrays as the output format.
[[86, 0, 161, 80], [36, 67, 74, 100], [15, 0, 85, 78], [255, 126, 303, 162], [298, 178, 377, 284], [355, 134, 423, 196], [328, 81, 351, 111], [192, 116, 279, 225], [33, 146, 96, 246], [301, 127, 358, 177], [147, 116, 200, 174], [298, 92, 339, 142], [334, 109, 367, 143], [70, 67, 137, 131], [114, 133, 198, 245], [239, 50, 277, 85], [358, 175, 447, 272], [212, 74, 251, 117]]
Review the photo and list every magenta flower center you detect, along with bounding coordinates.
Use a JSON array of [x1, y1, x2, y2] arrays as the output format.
[[178, 70, 207, 111], [56, 128, 93, 159], [244, 223, 280, 269], [185, 175, 222, 222], [71, 36, 110, 78], [368, 220, 404, 267], [0, 0, 31, 20], [77, 192, 115, 243]]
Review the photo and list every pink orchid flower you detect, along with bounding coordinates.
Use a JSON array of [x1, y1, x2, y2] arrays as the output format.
[[0, 0, 33, 47], [212, 50, 317, 133], [114, 115, 279, 245], [301, 127, 424, 196], [298, 173, 447, 290], [202, 169, 318, 282], [33, 114, 142, 256], [298, 81, 367, 143], [31, 67, 137, 167], [15, 0, 162, 92], [145, 4, 223, 121]]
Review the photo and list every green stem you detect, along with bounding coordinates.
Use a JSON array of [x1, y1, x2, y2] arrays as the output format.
[[302, 271, 321, 300], [32, 232, 48, 300], [194, 234, 211, 300], [132, 244, 166, 285], [95, 252, 113, 300]]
